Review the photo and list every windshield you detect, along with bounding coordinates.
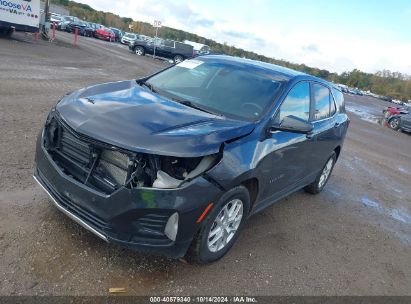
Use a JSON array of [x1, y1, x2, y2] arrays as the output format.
[[145, 59, 285, 120]]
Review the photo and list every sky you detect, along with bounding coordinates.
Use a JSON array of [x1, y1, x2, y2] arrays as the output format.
[[76, 0, 411, 75]]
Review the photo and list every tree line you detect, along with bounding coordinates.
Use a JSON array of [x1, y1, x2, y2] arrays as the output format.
[[51, 0, 411, 101]]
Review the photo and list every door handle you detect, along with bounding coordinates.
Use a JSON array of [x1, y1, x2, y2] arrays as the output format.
[[334, 122, 340, 128]]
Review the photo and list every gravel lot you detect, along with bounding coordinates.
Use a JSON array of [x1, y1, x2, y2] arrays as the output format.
[[0, 32, 410, 296]]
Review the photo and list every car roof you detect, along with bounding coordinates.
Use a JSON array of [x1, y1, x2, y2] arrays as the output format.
[[201, 55, 303, 77], [193, 55, 336, 88]]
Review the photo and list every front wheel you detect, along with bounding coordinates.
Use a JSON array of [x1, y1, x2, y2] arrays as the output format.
[[135, 46, 145, 56], [187, 185, 250, 264], [304, 152, 336, 194], [388, 117, 400, 130]]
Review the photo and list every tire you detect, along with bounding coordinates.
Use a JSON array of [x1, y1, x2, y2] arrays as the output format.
[[388, 117, 400, 130], [187, 185, 250, 264], [304, 152, 337, 194], [134, 46, 145, 56], [173, 55, 184, 64]]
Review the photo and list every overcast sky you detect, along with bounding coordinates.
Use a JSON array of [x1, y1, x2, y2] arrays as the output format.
[[76, 0, 411, 74]]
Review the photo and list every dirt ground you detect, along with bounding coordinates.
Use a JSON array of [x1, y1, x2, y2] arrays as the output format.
[[0, 31, 410, 296]]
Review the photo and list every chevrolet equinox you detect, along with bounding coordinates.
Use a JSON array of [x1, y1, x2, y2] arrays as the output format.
[[34, 55, 349, 263]]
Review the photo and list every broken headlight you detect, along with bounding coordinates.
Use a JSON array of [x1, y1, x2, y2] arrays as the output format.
[[127, 154, 219, 189]]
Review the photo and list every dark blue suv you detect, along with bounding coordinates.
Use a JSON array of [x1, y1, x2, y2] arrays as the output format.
[[34, 56, 349, 263]]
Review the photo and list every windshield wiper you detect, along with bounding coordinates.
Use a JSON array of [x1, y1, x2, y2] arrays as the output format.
[[142, 82, 157, 93], [172, 98, 221, 116], [137, 80, 157, 93]]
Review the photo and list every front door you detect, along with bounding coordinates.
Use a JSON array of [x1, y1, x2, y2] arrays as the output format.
[[259, 81, 314, 200]]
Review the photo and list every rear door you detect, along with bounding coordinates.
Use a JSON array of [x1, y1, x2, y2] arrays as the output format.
[[154, 39, 170, 58], [401, 113, 411, 130], [308, 82, 339, 169]]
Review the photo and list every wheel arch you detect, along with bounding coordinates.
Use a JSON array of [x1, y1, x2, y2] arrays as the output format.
[[240, 178, 259, 208], [133, 44, 146, 51], [334, 146, 341, 160]]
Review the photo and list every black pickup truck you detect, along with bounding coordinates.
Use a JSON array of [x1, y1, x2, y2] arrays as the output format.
[[129, 38, 194, 63]]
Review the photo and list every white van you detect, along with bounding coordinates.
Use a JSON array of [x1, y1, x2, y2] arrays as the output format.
[[0, 0, 40, 35]]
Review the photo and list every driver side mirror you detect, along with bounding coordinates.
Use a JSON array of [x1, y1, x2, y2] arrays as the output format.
[[269, 115, 313, 134]]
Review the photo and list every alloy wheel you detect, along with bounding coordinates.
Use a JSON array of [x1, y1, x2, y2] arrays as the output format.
[[319, 158, 334, 188], [207, 199, 243, 253], [174, 56, 183, 64], [390, 119, 399, 129]]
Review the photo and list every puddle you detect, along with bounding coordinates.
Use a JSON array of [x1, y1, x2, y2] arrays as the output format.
[[346, 105, 380, 124], [361, 196, 411, 225], [327, 188, 342, 197], [390, 209, 411, 224], [361, 197, 380, 209], [398, 167, 410, 175]]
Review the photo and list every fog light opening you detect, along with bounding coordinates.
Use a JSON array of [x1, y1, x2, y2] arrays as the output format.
[[164, 212, 179, 241]]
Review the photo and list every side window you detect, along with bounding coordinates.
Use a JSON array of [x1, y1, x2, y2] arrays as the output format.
[[332, 88, 345, 113], [313, 83, 334, 120], [164, 40, 175, 48], [277, 82, 310, 122]]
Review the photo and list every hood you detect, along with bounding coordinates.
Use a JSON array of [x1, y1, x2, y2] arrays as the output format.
[[56, 80, 255, 157]]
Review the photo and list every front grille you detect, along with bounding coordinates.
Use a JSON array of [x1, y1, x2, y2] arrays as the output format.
[[44, 115, 131, 194]]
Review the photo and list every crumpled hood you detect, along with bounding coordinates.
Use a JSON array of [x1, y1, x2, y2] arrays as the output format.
[[56, 80, 255, 157]]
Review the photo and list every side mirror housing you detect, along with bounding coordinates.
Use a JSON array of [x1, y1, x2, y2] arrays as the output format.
[[269, 115, 313, 134]]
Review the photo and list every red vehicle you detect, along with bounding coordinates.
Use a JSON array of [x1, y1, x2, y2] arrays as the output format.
[[382, 106, 409, 119], [95, 27, 115, 42]]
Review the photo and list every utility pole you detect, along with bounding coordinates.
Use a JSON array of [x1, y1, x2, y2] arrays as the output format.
[[41, 0, 50, 40]]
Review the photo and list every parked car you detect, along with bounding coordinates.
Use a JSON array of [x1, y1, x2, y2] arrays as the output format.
[[129, 38, 194, 63], [95, 27, 116, 41], [82, 23, 97, 37], [121, 32, 138, 45], [379, 96, 393, 102], [109, 28, 123, 42], [34, 55, 349, 263], [338, 85, 349, 93], [383, 106, 409, 119], [66, 21, 89, 36], [387, 113, 411, 133], [353, 89, 363, 96], [392, 99, 403, 105], [50, 14, 62, 26], [184, 40, 210, 56], [58, 16, 78, 31]]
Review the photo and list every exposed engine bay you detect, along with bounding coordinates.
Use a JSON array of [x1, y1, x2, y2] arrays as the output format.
[[43, 112, 219, 194]]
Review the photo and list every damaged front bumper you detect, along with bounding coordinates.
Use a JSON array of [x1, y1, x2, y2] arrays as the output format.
[[34, 132, 222, 258]]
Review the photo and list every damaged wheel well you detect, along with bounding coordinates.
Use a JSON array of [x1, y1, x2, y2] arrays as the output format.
[[241, 178, 259, 207]]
